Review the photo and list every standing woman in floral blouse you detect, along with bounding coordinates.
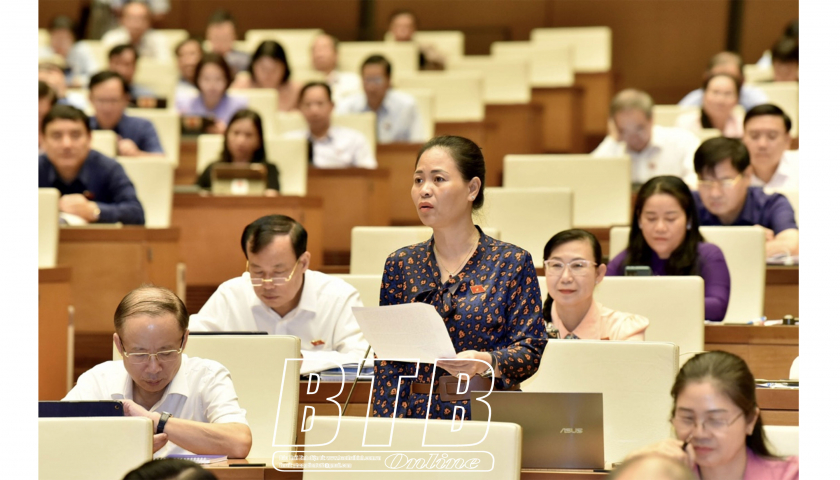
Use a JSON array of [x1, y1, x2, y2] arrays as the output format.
[[372, 135, 547, 420]]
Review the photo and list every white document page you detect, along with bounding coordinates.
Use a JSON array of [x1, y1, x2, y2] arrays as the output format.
[[352, 303, 457, 363]]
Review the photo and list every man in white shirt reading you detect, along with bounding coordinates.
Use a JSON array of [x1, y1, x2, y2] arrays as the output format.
[[189, 215, 370, 363], [743, 104, 798, 189], [592, 88, 700, 187], [336, 54, 425, 144], [64, 286, 252, 458], [283, 82, 377, 169]]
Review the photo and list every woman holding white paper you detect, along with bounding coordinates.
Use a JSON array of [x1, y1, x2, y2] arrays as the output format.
[[371, 135, 547, 420]]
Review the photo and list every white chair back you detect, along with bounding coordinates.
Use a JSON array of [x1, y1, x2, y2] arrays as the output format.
[[523, 340, 678, 466], [744, 63, 774, 83], [350, 226, 500, 275], [653, 105, 698, 127], [133, 57, 178, 105], [39, 417, 153, 480], [196, 133, 225, 174], [243, 29, 324, 72], [156, 29, 189, 49], [385, 31, 466, 64], [393, 87, 435, 140], [77, 40, 108, 70], [609, 226, 766, 323], [449, 56, 531, 104], [303, 416, 521, 480], [185, 335, 302, 458], [755, 82, 799, 137], [229, 88, 279, 134], [789, 356, 799, 380], [503, 154, 631, 227], [125, 108, 180, 168], [531, 27, 613, 72], [696, 128, 723, 142], [396, 71, 484, 122], [39, 188, 60, 268], [39, 28, 50, 46], [491, 41, 574, 87], [764, 425, 799, 457], [480, 187, 573, 267], [595, 276, 705, 360], [332, 274, 381, 307], [333, 112, 377, 153], [90, 129, 117, 158], [116, 157, 173, 228], [339, 41, 419, 80]]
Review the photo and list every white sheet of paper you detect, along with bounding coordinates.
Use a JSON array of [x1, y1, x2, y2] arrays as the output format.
[[300, 350, 375, 375], [352, 303, 457, 363]]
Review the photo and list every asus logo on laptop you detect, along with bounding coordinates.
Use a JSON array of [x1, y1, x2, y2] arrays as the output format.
[[560, 428, 583, 434]]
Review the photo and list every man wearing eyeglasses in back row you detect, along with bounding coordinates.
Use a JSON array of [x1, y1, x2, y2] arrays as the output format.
[[63, 285, 252, 458], [189, 215, 369, 361], [692, 137, 799, 258]]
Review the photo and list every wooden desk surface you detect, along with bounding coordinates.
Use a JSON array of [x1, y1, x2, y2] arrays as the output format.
[[208, 459, 608, 479], [705, 325, 798, 382]]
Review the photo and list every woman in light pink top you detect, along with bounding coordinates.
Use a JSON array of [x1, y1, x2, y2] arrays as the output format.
[[542, 229, 648, 341], [676, 73, 744, 138], [230, 40, 302, 112], [626, 351, 799, 479]]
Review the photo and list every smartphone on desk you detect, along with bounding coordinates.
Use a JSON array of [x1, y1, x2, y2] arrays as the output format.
[[625, 265, 652, 276]]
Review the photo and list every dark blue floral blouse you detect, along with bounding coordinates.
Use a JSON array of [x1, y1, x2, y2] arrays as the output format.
[[371, 226, 547, 420]]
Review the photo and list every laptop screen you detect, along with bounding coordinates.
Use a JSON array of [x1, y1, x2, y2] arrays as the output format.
[[39, 401, 124, 418]]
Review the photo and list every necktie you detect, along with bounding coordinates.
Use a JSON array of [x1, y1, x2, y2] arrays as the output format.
[[564, 333, 579, 340]]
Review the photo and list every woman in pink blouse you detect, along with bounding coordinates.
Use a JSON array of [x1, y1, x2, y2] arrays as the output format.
[[628, 351, 799, 479], [676, 73, 744, 138], [230, 40, 302, 112], [543, 229, 648, 341]]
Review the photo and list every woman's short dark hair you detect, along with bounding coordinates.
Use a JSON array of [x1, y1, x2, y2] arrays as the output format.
[[671, 351, 776, 458], [39, 81, 57, 104], [241, 215, 308, 259], [194, 52, 233, 89], [415, 135, 486, 211], [114, 286, 189, 334], [42, 104, 90, 134], [123, 458, 216, 480], [624, 176, 704, 276], [542, 229, 603, 321], [220, 109, 266, 164], [693, 137, 751, 175], [249, 40, 292, 85], [700, 73, 742, 129]]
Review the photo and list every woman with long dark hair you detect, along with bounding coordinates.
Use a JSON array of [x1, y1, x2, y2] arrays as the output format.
[[196, 109, 280, 195], [231, 40, 301, 112], [543, 229, 648, 340], [627, 351, 799, 479], [607, 175, 731, 321]]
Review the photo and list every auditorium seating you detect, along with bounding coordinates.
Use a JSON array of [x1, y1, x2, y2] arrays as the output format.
[[90, 129, 117, 157], [396, 71, 485, 122], [116, 157, 174, 228], [125, 108, 181, 167], [530, 27, 612, 72], [38, 188, 60, 268], [449, 56, 531, 104]]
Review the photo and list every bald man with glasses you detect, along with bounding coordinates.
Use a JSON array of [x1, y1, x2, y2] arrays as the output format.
[[188, 215, 369, 359], [63, 286, 252, 458]]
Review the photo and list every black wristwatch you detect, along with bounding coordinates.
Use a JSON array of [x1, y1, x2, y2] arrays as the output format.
[[157, 412, 172, 434]]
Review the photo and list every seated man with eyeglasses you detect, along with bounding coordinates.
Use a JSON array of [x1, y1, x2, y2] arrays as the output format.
[[692, 137, 798, 258], [63, 286, 252, 458], [189, 215, 369, 360]]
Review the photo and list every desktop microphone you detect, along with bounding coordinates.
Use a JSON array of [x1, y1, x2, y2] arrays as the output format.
[[341, 345, 372, 416]]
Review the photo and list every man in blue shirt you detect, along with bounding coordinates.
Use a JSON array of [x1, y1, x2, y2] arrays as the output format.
[[692, 137, 798, 258], [39, 105, 145, 225], [89, 71, 164, 157]]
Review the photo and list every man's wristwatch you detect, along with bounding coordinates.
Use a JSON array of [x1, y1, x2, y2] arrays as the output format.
[[156, 412, 172, 434], [480, 353, 498, 378]]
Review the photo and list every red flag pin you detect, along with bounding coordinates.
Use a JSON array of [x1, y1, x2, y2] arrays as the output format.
[[311, 339, 325, 346]]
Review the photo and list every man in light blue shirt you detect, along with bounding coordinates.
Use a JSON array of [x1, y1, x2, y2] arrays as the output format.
[[678, 51, 768, 111], [335, 55, 426, 144]]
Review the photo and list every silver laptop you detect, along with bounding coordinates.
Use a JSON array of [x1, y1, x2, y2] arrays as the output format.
[[470, 391, 604, 469]]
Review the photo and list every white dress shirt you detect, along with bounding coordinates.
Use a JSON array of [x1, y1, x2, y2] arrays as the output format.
[[751, 150, 799, 189], [101, 27, 173, 63], [591, 125, 700, 186], [63, 355, 249, 457], [326, 70, 363, 102], [189, 271, 369, 358], [336, 90, 426, 143], [283, 126, 377, 169]]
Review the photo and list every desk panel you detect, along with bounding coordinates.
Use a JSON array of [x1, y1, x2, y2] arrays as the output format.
[[765, 266, 799, 318], [531, 87, 584, 153], [39, 266, 72, 400], [307, 168, 390, 263], [172, 194, 324, 287], [574, 72, 614, 150], [705, 325, 798, 381], [484, 104, 544, 186], [377, 143, 423, 227], [435, 122, 488, 156]]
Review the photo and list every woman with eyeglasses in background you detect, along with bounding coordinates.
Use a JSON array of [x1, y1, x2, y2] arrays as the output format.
[[607, 175, 731, 322], [371, 135, 546, 420], [543, 229, 648, 340], [627, 351, 799, 479]]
